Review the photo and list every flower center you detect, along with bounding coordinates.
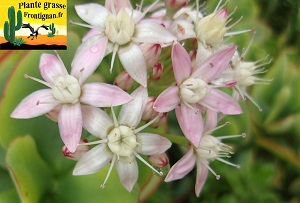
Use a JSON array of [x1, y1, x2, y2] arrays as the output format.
[[107, 125, 138, 157], [52, 75, 81, 104], [196, 135, 231, 161], [105, 8, 135, 45], [179, 78, 208, 103]]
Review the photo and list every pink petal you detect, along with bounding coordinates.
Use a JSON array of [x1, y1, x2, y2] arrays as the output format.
[[39, 54, 68, 84], [116, 159, 138, 192], [175, 103, 203, 148], [172, 42, 192, 85], [118, 86, 148, 128], [10, 89, 57, 119], [201, 89, 242, 115], [58, 103, 82, 153], [82, 29, 102, 42], [81, 106, 113, 139], [105, 0, 132, 13], [136, 133, 172, 155], [118, 43, 148, 88], [195, 161, 209, 197], [73, 144, 112, 175], [71, 36, 108, 83], [133, 21, 176, 46], [165, 147, 196, 182], [75, 3, 107, 29], [80, 83, 132, 107], [192, 45, 237, 82], [153, 86, 180, 112], [204, 109, 218, 132]]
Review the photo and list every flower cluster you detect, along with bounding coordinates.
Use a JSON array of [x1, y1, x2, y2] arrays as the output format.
[[10, 0, 270, 197]]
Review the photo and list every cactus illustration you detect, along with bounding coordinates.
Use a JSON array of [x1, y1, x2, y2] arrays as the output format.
[[47, 23, 56, 37], [3, 6, 22, 44]]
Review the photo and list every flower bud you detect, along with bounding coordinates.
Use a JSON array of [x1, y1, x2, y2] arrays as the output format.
[[151, 112, 168, 128], [142, 97, 158, 122], [195, 8, 228, 47], [140, 43, 162, 69], [62, 139, 89, 161], [149, 62, 164, 81], [165, 0, 188, 12], [148, 153, 170, 168], [113, 71, 134, 91]]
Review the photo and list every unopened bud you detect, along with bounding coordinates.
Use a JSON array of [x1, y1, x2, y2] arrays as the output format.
[[165, 0, 188, 12], [149, 62, 164, 81], [148, 153, 170, 168], [142, 97, 158, 121], [195, 8, 228, 47], [114, 71, 134, 91], [151, 112, 168, 128], [62, 139, 90, 160], [140, 43, 162, 69]]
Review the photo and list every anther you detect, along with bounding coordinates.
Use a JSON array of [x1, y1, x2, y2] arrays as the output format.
[[216, 175, 221, 180], [242, 133, 246, 138]]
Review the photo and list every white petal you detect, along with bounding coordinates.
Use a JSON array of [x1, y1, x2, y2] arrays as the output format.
[[116, 159, 138, 192], [73, 144, 112, 175], [118, 43, 148, 87], [133, 21, 176, 46], [136, 133, 171, 155], [169, 20, 196, 41], [81, 106, 113, 139], [118, 86, 148, 128], [75, 3, 107, 30]]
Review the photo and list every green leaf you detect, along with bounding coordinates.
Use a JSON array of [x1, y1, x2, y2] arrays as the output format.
[[52, 165, 139, 203], [6, 135, 51, 203], [0, 189, 19, 203]]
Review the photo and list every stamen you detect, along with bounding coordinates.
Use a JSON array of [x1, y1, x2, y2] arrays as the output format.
[[217, 133, 246, 140], [133, 114, 160, 134], [182, 101, 200, 114], [214, 0, 223, 13], [240, 28, 256, 59], [110, 44, 119, 74], [233, 85, 246, 101], [24, 74, 53, 88], [133, 151, 163, 176], [217, 157, 240, 168], [78, 139, 108, 146], [69, 20, 102, 31], [226, 6, 237, 19], [226, 16, 243, 31], [198, 101, 219, 113], [138, 0, 144, 11], [110, 107, 119, 127], [243, 91, 262, 112], [135, 0, 159, 23], [224, 29, 252, 37], [202, 161, 220, 180], [205, 122, 230, 135], [100, 155, 117, 189]]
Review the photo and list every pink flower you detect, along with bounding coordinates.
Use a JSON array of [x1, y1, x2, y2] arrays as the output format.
[[73, 87, 171, 191], [73, 0, 176, 87], [10, 52, 132, 152], [165, 118, 245, 197], [153, 42, 242, 147]]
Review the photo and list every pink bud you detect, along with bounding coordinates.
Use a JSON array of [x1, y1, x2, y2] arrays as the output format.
[[149, 62, 164, 81], [217, 8, 228, 19], [165, 0, 188, 11], [151, 112, 168, 128], [142, 97, 158, 122], [113, 71, 134, 92], [140, 43, 162, 69], [62, 139, 89, 161], [148, 153, 170, 168]]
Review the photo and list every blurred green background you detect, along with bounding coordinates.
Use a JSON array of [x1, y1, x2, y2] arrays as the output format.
[[0, 0, 300, 202]]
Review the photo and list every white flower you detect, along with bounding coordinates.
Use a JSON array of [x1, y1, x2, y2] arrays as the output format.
[[73, 87, 172, 191]]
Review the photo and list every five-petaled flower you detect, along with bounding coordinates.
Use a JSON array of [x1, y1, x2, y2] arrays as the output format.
[[10, 51, 132, 152], [73, 86, 172, 191], [153, 42, 242, 147], [72, 0, 176, 87]]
